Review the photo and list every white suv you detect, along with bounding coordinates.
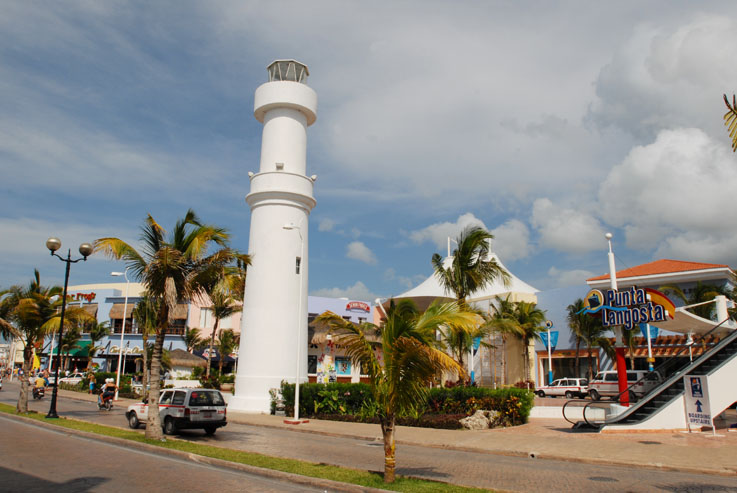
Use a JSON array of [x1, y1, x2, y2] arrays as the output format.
[[588, 370, 662, 401], [126, 388, 227, 435], [535, 378, 588, 398]]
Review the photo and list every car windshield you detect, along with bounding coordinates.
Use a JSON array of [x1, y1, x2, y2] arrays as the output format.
[[580, 379, 588, 386], [188, 391, 225, 407]]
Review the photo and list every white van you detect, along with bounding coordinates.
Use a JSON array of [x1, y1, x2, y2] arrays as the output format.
[[588, 370, 662, 401]]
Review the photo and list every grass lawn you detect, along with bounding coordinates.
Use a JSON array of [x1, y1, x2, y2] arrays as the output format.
[[0, 402, 491, 492]]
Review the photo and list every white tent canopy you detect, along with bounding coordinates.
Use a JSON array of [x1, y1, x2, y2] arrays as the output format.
[[390, 254, 538, 310]]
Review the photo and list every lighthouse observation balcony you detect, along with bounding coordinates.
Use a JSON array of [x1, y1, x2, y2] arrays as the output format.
[[246, 171, 316, 211]]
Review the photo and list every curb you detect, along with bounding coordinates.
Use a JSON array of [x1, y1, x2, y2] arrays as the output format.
[[226, 416, 737, 478], [0, 411, 391, 493]]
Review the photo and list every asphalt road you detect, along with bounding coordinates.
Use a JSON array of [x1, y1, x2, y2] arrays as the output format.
[[2, 384, 737, 492], [0, 414, 330, 492]]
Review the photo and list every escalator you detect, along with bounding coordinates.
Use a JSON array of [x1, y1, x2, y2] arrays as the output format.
[[565, 324, 737, 431]]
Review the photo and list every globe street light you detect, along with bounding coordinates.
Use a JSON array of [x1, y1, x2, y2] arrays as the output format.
[[45, 237, 93, 419], [111, 268, 130, 400]]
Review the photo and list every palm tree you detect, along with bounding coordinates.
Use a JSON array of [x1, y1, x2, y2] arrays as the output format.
[[570, 303, 612, 381], [0, 270, 89, 412], [316, 299, 478, 483], [204, 288, 242, 378], [484, 295, 521, 386], [59, 327, 82, 372], [431, 226, 509, 374], [85, 321, 110, 371], [432, 226, 510, 307], [215, 329, 238, 374], [509, 301, 546, 382], [659, 282, 729, 320], [95, 209, 245, 439], [132, 293, 158, 400], [724, 93, 737, 152], [184, 327, 205, 353]]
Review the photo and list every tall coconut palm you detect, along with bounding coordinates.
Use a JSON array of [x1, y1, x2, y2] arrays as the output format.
[[724, 93, 737, 152], [1, 270, 90, 412], [204, 288, 242, 378], [85, 321, 110, 371], [316, 299, 478, 483], [431, 226, 509, 374], [569, 303, 611, 381], [659, 282, 729, 320], [432, 226, 510, 307], [184, 327, 205, 353], [484, 295, 522, 386], [132, 293, 158, 400], [508, 301, 546, 382], [215, 329, 238, 374], [59, 327, 82, 372], [95, 209, 244, 439]]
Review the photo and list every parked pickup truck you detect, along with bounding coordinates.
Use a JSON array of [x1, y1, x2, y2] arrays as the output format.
[[534, 378, 588, 398], [126, 387, 227, 436]]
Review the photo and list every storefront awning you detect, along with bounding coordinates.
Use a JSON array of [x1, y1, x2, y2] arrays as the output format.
[[82, 303, 98, 318], [109, 303, 134, 319], [51, 340, 92, 357]]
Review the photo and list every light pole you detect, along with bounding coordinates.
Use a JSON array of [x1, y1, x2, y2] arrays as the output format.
[[605, 232, 630, 407], [283, 223, 306, 424], [45, 237, 93, 419], [111, 269, 130, 400]]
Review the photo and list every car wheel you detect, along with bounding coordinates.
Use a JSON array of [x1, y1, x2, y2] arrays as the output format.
[[163, 417, 177, 435], [204, 426, 217, 436], [128, 412, 140, 429], [565, 391, 574, 399], [589, 389, 600, 401], [536, 391, 545, 398]]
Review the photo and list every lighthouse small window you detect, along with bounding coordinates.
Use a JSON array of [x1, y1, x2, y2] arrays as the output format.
[[295, 256, 301, 274]]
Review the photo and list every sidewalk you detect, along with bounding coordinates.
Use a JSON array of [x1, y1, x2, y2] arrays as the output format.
[[57, 387, 737, 477]]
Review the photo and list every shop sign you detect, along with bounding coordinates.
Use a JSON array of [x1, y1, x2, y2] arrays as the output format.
[[582, 287, 674, 330], [346, 301, 370, 312], [67, 292, 96, 302]]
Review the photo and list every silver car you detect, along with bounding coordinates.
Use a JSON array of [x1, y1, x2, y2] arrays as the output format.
[[126, 388, 227, 436]]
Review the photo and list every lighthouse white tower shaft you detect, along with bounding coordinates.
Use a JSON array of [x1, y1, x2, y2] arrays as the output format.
[[230, 60, 317, 413]]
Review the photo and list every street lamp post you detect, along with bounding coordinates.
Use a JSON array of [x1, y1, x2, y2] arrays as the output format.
[[283, 223, 306, 424], [45, 237, 93, 419], [111, 269, 130, 400], [605, 233, 630, 407]]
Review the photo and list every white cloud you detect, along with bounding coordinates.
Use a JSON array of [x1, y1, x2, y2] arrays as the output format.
[[599, 127, 737, 260], [346, 241, 377, 264], [491, 219, 533, 261], [383, 268, 424, 290], [311, 281, 377, 301], [409, 213, 487, 250], [318, 218, 335, 232], [531, 199, 606, 254], [547, 266, 596, 288], [589, 15, 737, 140]]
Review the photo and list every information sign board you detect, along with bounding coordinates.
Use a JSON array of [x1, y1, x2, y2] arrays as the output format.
[[683, 375, 713, 432]]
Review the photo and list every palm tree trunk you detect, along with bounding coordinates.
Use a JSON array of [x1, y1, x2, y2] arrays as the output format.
[[142, 332, 149, 401], [145, 310, 167, 440], [380, 413, 396, 483], [17, 343, 32, 413], [574, 337, 581, 378], [587, 341, 594, 381], [501, 336, 507, 386], [206, 319, 219, 378]]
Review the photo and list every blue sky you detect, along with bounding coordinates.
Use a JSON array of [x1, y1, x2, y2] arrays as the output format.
[[2, 2, 737, 304]]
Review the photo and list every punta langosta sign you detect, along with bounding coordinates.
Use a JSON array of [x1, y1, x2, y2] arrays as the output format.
[[582, 287, 674, 330]]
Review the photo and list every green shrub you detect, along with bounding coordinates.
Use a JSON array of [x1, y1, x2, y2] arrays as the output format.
[[427, 386, 534, 426], [220, 374, 235, 384], [280, 381, 373, 417]]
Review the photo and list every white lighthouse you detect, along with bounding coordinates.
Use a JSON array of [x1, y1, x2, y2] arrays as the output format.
[[229, 60, 317, 413]]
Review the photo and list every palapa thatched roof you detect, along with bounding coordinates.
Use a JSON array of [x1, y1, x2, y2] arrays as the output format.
[[169, 348, 206, 368]]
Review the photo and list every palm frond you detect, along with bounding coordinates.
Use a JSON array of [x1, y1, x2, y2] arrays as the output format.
[[724, 94, 737, 152]]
